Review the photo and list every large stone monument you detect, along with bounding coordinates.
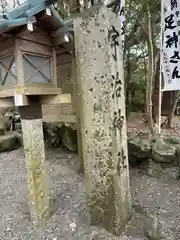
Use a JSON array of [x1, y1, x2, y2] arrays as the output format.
[[73, 4, 131, 235]]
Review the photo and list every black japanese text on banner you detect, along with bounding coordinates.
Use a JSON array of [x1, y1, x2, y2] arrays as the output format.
[[119, 0, 125, 44], [162, 0, 180, 91]]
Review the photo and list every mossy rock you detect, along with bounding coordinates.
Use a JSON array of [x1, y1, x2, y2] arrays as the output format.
[[60, 124, 78, 152], [152, 137, 176, 164], [163, 136, 180, 145], [128, 136, 151, 164], [0, 132, 19, 152], [43, 122, 78, 152]]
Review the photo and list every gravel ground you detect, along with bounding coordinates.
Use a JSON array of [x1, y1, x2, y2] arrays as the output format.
[[0, 146, 180, 239]]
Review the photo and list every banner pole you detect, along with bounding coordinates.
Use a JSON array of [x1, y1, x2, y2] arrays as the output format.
[[158, 0, 164, 134]]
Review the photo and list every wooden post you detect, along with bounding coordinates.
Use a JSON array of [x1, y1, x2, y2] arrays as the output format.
[[52, 48, 58, 88], [15, 38, 24, 86], [19, 104, 50, 225], [73, 5, 131, 235]]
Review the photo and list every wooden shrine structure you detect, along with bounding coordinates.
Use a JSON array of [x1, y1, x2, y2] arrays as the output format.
[[0, 0, 131, 236], [0, 0, 73, 108]]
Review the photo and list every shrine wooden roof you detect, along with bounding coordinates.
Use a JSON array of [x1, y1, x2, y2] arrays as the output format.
[[0, 0, 73, 48]]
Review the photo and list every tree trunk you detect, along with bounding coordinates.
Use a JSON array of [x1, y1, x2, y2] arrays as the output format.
[[144, 55, 147, 115], [125, 53, 131, 107], [145, 7, 155, 135], [167, 91, 180, 128], [152, 50, 160, 123], [125, 51, 131, 118]]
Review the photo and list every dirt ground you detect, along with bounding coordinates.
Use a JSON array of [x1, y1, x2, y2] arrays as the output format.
[[0, 113, 180, 239], [128, 112, 180, 137]]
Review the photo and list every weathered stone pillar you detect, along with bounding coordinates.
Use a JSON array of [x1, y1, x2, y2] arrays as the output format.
[[73, 5, 131, 235], [19, 104, 50, 225]]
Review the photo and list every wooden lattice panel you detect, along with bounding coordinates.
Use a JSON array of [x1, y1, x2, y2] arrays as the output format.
[[23, 53, 52, 84], [0, 53, 17, 86]]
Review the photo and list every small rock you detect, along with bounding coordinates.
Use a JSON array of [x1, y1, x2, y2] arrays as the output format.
[[90, 230, 98, 240], [69, 222, 76, 232]]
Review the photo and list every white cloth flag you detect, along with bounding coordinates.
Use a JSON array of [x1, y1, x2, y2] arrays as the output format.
[[161, 0, 180, 91], [119, 0, 125, 41]]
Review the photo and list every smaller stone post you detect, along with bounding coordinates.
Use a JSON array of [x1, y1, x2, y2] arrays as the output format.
[[19, 104, 50, 225]]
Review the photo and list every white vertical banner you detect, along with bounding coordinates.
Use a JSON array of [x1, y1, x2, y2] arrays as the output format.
[[161, 0, 180, 91], [158, 0, 164, 133], [119, 0, 125, 45]]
